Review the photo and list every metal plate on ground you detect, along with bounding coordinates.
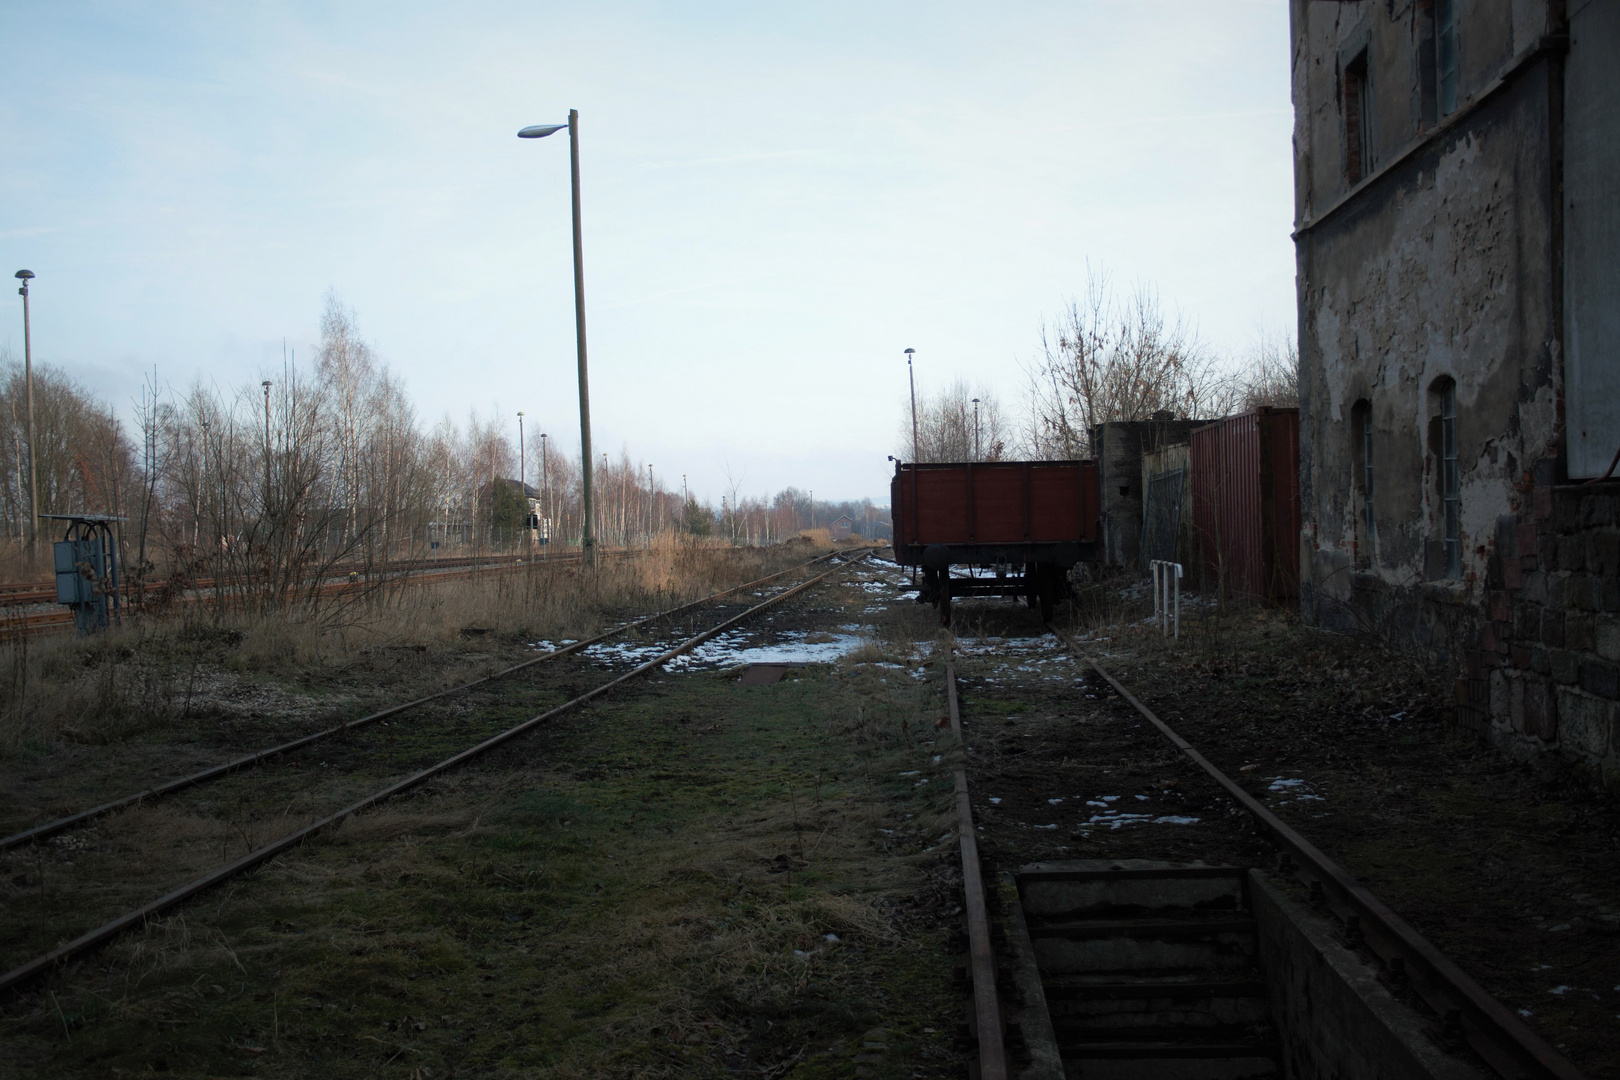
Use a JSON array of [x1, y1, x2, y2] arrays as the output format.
[[739, 664, 793, 686]]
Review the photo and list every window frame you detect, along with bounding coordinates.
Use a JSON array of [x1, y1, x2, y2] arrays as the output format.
[[1435, 0, 1458, 117], [1343, 48, 1373, 184], [1438, 381, 1460, 578], [1362, 408, 1376, 540], [1350, 401, 1375, 560]]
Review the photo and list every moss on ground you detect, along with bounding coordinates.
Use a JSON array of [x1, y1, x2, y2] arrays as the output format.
[[5, 643, 964, 1078]]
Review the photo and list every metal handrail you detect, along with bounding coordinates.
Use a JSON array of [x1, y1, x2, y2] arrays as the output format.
[[1149, 559, 1182, 638]]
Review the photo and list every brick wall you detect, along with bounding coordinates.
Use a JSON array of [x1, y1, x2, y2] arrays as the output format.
[[1458, 459, 1620, 786]]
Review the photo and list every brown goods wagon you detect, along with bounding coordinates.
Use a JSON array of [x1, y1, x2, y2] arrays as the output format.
[[890, 459, 1100, 624], [1189, 408, 1301, 602]]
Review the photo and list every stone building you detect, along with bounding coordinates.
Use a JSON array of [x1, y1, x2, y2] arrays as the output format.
[[1290, 1, 1619, 782]]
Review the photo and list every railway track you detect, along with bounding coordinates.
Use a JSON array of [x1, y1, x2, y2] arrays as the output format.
[[0, 549, 854, 854], [943, 624, 1588, 1080], [0, 549, 869, 994], [0, 547, 641, 639], [0, 549, 615, 609]]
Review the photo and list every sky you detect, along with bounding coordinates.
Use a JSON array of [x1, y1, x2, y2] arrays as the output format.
[[0, 1, 1296, 506]]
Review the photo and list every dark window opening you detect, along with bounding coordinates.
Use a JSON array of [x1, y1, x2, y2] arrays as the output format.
[[1437, 380, 1460, 578], [1343, 49, 1372, 184], [1436, 0, 1457, 116], [1351, 401, 1374, 544]]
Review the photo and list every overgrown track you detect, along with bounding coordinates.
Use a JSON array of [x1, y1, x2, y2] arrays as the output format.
[[1042, 624, 1587, 1080], [0, 548, 646, 640], [0, 551, 869, 994], [0, 549, 857, 853], [942, 644, 1008, 1080]]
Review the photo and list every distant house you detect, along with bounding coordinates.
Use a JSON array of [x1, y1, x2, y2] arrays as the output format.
[[480, 478, 546, 543], [829, 515, 854, 541]]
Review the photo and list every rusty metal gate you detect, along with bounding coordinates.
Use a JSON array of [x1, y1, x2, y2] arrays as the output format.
[[1140, 466, 1184, 568]]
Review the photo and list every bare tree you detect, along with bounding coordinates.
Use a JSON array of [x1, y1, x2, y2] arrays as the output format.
[[1023, 268, 1235, 458], [0, 349, 135, 569], [897, 381, 1011, 463], [1234, 331, 1299, 410]]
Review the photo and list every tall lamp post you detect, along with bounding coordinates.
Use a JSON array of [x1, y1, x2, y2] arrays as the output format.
[[517, 411, 526, 548], [904, 347, 918, 463], [14, 271, 37, 555], [972, 397, 981, 460], [540, 432, 549, 549], [261, 380, 273, 517], [519, 111, 596, 565]]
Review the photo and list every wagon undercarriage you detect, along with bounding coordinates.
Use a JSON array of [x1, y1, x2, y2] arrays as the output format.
[[913, 559, 1073, 625]]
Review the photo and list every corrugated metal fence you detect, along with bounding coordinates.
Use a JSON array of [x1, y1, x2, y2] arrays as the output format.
[[1190, 408, 1301, 602]]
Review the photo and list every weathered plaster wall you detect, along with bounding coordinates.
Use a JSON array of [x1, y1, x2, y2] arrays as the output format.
[[1293, 0, 1551, 222], [1301, 75, 1559, 632], [1291, 2, 1620, 785]]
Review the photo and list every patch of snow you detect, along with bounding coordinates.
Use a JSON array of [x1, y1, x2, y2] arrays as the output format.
[[582, 628, 869, 670]]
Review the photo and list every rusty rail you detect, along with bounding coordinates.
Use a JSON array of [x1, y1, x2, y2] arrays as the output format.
[[1047, 625, 1587, 1080], [945, 645, 1009, 1080], [0, 550, 858, 854], [0, 552, 867, 994]]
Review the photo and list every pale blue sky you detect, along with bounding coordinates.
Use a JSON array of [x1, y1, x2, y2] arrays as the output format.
[[1, 1, 1295, 504]]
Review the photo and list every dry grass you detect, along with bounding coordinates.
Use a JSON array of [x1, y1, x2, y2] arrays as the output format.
[[0, 539, 825, 756], [5, 588, 964, 1078]]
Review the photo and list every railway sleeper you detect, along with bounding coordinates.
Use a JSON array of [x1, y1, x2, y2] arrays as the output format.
[[991, 860, 1490, 1080]]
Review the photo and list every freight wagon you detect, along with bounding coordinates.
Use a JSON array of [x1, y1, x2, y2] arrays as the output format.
[[890, 460, 1101, 625]]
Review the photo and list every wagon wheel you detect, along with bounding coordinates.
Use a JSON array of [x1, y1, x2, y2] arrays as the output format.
[[937, 573, 952, 627], [917, 567, 938, 605]]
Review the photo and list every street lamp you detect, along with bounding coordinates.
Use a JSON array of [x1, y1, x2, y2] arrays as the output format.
[[14, 271, 37, 555], [516, 411, 525, 492], [904, 347, 918, 463], [540, 432, 549, 547], [262, 380, 273, 516], [972, 397, 981, 460], [519, 111, 596, 565]]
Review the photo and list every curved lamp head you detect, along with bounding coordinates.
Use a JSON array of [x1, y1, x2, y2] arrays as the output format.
[[518, 123, 567, 139], [903, 347, 914, 356], [14, 270, 34, 281]]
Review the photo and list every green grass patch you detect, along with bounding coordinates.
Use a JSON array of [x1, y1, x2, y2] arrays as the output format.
[[8, 659, 964, 1079]]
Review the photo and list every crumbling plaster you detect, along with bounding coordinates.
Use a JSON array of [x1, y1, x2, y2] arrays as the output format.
[[1295, 0, 1544, 218], [1303, 80, 1557, 614], [1292, 1, 1620, 786]]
